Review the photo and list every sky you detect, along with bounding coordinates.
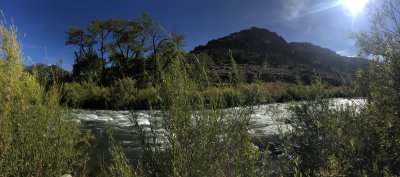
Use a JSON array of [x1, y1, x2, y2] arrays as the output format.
[[1, 0, 371, 71]]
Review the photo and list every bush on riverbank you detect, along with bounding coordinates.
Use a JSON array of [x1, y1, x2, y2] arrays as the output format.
[[61, 80, 353, 110], [63, 81, 110, 109], [279, 89, 400, 176], [0, 19, 89, 176]]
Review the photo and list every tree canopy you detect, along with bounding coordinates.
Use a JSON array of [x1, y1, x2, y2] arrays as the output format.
[[66, 14, 185, 86]]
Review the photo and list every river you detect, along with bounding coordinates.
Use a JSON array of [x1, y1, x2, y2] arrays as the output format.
[[70, 98, 366, 171]]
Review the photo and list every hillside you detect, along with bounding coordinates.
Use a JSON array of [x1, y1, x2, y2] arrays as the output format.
[[193, 27, 364, 86]]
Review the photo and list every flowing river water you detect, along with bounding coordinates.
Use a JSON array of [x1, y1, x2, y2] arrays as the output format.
[[70, 98, 366, 171]]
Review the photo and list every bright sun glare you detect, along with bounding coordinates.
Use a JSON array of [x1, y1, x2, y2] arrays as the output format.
[[340, 0, 369, 15]]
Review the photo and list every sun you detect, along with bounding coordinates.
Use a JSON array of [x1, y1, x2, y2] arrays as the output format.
[[340, 0, 369, 15]]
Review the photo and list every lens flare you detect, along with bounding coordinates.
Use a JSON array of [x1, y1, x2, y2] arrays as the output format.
[[340, 0, 369, 15]]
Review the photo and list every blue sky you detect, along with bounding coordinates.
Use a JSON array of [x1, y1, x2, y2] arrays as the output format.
[[1, 0, 370, 70]]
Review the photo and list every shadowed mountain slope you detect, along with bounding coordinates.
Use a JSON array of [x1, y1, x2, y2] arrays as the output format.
[[193, 27, 364, 85]]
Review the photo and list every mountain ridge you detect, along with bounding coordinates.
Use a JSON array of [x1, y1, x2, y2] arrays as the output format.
[[192, 27, 364, 86]]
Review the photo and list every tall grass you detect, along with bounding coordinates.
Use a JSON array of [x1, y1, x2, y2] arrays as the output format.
[[0, 18, 88, 176]]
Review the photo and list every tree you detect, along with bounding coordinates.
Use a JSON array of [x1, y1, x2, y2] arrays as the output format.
[[66, 14, 185, 86], [66, 26, 101, 80], [354, 0, 400, 110], [353, 0, 400, 174], [87, 19, 113, 74]]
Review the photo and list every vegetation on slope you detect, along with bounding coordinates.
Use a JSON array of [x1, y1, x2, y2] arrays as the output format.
[[193, 27, 365, 86]]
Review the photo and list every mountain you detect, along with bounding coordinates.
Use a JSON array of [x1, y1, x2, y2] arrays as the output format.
[[193, 27, 364, 86]]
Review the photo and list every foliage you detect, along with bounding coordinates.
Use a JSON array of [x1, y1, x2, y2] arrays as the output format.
[[62, 81, 110, 109], [109, 143, 138, 177], [352, 0, 400, 174], [110, 77, 137, 109], [66, 14, 185, 85], [0, 18, 88, 176], [282, 100, 367, 176], [279, 1, 400, 176], [26, 63, 71, 87], [61, 79, 349, 110]]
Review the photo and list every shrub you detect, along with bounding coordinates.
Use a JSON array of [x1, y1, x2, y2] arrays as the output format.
[[283, 100, 361, 176], [0, 18, 88, 176], [110, 78, 137, 109], [239, 83, 271, 105], [134, 88, 159, 110], [63, 81, 110, 109]]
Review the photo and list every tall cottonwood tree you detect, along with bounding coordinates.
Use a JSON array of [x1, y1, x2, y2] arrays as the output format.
[[66, 27, 99, 80], [66, 14, 184, 86]]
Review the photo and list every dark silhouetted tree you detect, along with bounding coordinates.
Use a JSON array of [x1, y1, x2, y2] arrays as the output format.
[[66, 14, 185, 86]]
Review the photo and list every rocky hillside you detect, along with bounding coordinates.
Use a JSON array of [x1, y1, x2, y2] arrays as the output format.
[[193, 27, 364, 86]]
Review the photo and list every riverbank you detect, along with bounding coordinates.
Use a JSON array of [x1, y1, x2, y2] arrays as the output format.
[[62, 81, 354, 110]]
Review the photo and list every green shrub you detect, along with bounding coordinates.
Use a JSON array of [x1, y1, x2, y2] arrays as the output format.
[[283, 98, 400, 176], [0, 19, 88, 177], [239, 83, 271, 105], [283, 100, 363, 176], [62, 82, 85, 105], [285, 80, 333, 101], [63, 81, 110, 109], [110, 78, 137, 109], [134, 88, 158, 110]]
